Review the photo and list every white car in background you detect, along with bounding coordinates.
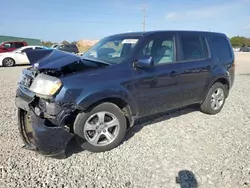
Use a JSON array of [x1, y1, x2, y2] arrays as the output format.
[[0, 45, 49, 67], [233, 47, 240, 52]]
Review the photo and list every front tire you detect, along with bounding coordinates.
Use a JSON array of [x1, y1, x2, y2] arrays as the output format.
[[74, 102, 127, 152], [2, 57, 15, 67], [200, 82, 227, 115]]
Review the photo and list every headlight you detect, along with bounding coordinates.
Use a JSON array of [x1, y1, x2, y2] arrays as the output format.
[[29, 73, 62, 98]]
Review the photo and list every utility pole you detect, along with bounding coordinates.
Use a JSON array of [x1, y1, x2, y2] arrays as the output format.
[[142, 6, 146, 31]]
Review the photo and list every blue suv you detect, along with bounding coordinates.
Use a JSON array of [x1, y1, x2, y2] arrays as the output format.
[[15, 30, 235, 156]]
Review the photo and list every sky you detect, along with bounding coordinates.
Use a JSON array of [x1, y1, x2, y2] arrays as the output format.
[[0, 0, 250, 42]]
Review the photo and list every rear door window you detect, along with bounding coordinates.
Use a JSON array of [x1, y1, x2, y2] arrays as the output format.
[[14, 42, 25, 48], [209, 36, 232, 64], [179, 35, 208, 61]]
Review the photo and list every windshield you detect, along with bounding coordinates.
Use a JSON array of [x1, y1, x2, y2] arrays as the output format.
[[82, 36, 141, 64]]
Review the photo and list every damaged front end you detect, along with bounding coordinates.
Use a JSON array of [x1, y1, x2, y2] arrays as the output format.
[[15, 50, 82, 156], [15, 49, 111, 156], [16, 69, 75, 156]]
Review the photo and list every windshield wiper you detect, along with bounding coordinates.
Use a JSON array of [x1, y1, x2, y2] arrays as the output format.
[[81, 58, 111, 66]]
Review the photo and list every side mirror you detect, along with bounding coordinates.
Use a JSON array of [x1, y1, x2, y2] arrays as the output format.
[[134, 56, 154, 68]]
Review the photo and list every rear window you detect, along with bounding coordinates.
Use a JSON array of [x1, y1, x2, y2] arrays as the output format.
[[209, 36, 232, 64], [180, 35, 208, 61]]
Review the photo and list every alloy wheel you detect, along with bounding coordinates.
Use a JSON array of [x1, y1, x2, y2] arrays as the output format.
[[83, 111, 120, 146], [4, 58, 14, 67], [211, 88, 224, 110]]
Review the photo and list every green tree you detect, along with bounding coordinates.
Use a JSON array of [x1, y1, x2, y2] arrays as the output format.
[[245, 38, 250, 46], [230, 36, 250, 47]]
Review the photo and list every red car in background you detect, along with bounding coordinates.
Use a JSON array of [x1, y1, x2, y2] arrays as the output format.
[[0, 41, 27, 53]]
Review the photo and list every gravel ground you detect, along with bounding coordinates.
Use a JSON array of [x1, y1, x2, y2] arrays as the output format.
[[0, 53, 250, 188]]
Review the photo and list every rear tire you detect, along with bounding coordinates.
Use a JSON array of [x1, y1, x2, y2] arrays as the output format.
[[73, 102, 127, 152], [2, 57, 15, 67], [200, 82, 227, 115]]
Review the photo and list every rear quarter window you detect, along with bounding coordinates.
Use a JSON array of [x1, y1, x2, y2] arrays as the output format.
[[209, 35, 233, 64]]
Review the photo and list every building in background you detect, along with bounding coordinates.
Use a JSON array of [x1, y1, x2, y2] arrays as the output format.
[[0, 35, 41, 45]]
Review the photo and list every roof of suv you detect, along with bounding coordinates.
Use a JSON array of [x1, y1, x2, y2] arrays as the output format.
[[108, 30, 226, 38]]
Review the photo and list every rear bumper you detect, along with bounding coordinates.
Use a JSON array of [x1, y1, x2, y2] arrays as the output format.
[[15, 86, 74, 156]]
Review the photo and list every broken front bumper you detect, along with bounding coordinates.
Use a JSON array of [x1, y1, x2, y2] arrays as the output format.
[[15, 86, 74, 156]]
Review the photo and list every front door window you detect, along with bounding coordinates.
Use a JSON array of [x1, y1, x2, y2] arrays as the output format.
[[139, 37, 175, 65]]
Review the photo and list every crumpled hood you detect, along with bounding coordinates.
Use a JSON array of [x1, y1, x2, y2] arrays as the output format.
[[26, 49, 81, 70]]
